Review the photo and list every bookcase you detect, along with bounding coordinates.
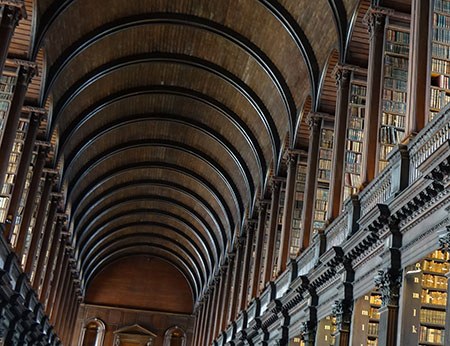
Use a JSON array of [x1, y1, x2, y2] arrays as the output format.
[[0, 63, 20, 145], [430, 0, 450, 122], [272, 182, 285, 277], [290, 158, 307, 258], [343, 71, 367, 203], [0, 114, 29, 223], [313, 123, 334, 234], [417, 249, 448, 346], [367, 292, 381, 346], [351, 291, 381, 346], [316, 315, 336, 345], [378, 21, 410, 172]]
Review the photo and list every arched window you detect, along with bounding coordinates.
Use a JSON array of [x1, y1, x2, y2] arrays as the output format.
[[78, 318, 105, 346], [163, 326, 187, 346]]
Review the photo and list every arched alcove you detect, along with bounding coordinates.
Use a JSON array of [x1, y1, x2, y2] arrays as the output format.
[[78, 318, 105, 346], [163, 326, 187, 346]]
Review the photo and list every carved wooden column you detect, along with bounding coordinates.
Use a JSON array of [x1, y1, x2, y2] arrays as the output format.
[[0, 64, 35, 185], [406, 0, 430, 136], [24, 172, 55, 274], [278, 152, 298, 273], [250, 200, 267, 298], [206, 277, 219, 346], [221, 252, 235, 332], [213, 265, 227, 341], [263, 179, 281, 284], [0, 3, 23, 75], [375, 268, 402, 346], [361, 10, 386, 185], [438, 225, 450, 344], [327, 67, 351, 220], [47, 238, 67, 316], [4, 112, 42, 240], [192, 305, 202, 346], [39, 216, 64, 301], [200, 291, 212, 346], [240, 221, 255, 310], [32, 195, 60, 290], [55, 267, 73, 332], [14, 145, 48, 254], [230, 236, 245, 321], [42, 230, 65, 307], [300, 113, 322, 249]]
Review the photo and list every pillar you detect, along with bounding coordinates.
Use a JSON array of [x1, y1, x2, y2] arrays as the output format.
[[240, 222, 255, 310], [4, 112, 41, 240], [361, 10, 386, 185], [14, 145, 48, 256], [300, 113, 322, 249], [230, 237, 244, 321], [263, 179, 281, 284], [213, 265, 227, 340], [24, 172, 54, 274], [47, 239, 67, 316], [406, 0, 430, 135], [0, 4, 23, 75], [39, 217, 64, 301], [206, 278, 219, 346], [0, 64, 35, 185], [199, 292, 212, 346], [250, 200, 267, 298], [32, 195, 60, 290], [278, 152, 298, 273], [220, 253, 235, 331], [327, 67, 351, 220]]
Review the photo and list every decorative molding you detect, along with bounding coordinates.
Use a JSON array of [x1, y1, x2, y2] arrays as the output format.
[[374, 269, 402, 307]]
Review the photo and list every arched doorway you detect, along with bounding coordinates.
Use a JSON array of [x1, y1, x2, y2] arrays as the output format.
[[79, 318, 105, 346], [163, 326, 187, 346]]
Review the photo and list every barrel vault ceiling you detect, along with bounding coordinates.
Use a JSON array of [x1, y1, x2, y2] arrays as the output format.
[[21, 0, 365, 304]]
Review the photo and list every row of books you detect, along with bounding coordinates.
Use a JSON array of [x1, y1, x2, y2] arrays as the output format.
[[320, 129, 334, 149], [434, 12, 450, 28], [385, 42, 409, 56], [433, 27, 450, 44], [430, 250, 450, 261], [345, 151, 362, 164], [319, 148, 332, 160], [384, 77, 407, 91], [433, 73, 450, 90], [349, 95, 366, 106], [430, 87, 450, 109], [383, 89, 407, 103], [435, 0, 450, 14], [421, 289, 447, 306], [347, 128, 363, 141], [345, 160, 361, 175], [369, 307, 380, 319], [432, 57, 450, 75], [384, 66, 408, 80], [384, 55, 409, 69], [351, 84, 366, 96], [419, 326, 445, 344], [381, 112, 406, 128], [346, 140, 363, 154], [386, 29, 410, 44], [344, 172, 360, 186], [349, 105, 365, 118], [432, 42, 450, 60], [367, 322, 379, 336], [420, 308, 446, 325], [379, 144, 395, 161], [348, 117, 364, 130], [422, 273, 448, 289], [382, 100, 407, 114], [318, 169, 331, 181], [318, 158, 332, 170], [379, 126, 404, 145], [422, 260, 449, 273]]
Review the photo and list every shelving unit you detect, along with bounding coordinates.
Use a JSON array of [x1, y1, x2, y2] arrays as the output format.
[[0, 63, 20, 145], [379, 23, 410, 172], [367, 292, 381, 346], [313, 125, 334, 234], [290, 158, 307, 258], [272, 182, 286, 277], [343, 72, 366, 203], [417, 250, 448, 346], [430, 0, 450, 122], [0, 115, 29, 223]]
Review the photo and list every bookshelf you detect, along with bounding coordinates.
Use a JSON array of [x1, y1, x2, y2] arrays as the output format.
[[378, 22, 410, 172], [417, 250, 449, 346], [430, 0, 450, 122], [313, 125, 334, 234], [367, 292, 381, 346], [0, 63, 20, 145], [0, 115, 29, 223], [316, 315, 336, 345], [343, 72, 366, 203], [290, 159, 306, 258], [352, 291, 381, 346], [272, 182, 285, 277]]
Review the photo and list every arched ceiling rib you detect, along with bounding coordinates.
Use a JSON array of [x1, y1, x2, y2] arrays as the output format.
[[35, 0, 360, 306]]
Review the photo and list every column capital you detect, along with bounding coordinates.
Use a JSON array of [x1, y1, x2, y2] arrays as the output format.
[[334, 66, 351, 88], [0, 1, 26, 20], [331, 299, 352, 332], [306, 112, 332, 130], [364, 8, 386, 38], [374, 269, 402, 307]]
